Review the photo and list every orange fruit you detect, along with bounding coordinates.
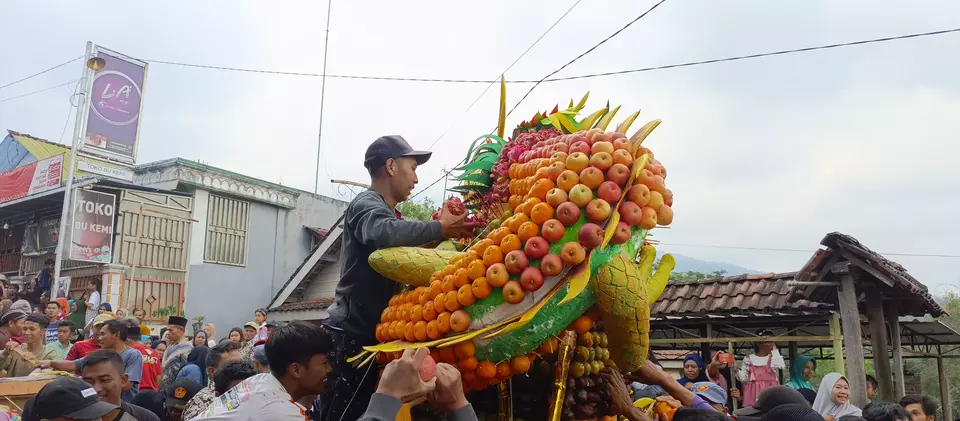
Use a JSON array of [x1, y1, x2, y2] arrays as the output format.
[[462, 371, 478, 386], [422, 301, 437, 321], [444, 291, 461, 312], [528, 179, 555, 201], [404, 322, 416, 342], [487, 227, 510, 245], [457, 284, 476, 307], [375, 324, 385, 342], [471, 239, 495, 256], [413, 321, 428, 342], [572, 315, 593, 334], [471, 277, 492, 299], [500, 234, 522, 254], [453, 268, 470, 288], [437, 346, 457, 363], [517, 221, 539, 242], [450, 309, 472, 333], [496, 362, 512, 379], [411, 287, 425, 305], [534, 167, 549, 181], [459, 357, 479, 372], [477, 361, 497, 379], [511, 355, 531, 374], [428, 280, 443, 300], [482, 245, 504, 266], [466, 260, 486, 280], [409, 304, 423, 322], [485, 263, 509, 287], [455, 341, 476, 358], [516, 200, 539, 218], [539, 337, 559, 354], [437, 312, 452, 333], [426, 320, 441, 340], [441, 275, 456, 293], [530, 203, 555, 225], [433, 293, 446, 314], [376, 351, 392, 364], [508, 195, 523, 211]]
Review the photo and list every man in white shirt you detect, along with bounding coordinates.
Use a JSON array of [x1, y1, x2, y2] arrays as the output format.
[[85, 279, 102, 325]]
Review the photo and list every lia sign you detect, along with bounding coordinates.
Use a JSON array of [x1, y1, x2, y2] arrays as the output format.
[[81, 46, 148, 164]]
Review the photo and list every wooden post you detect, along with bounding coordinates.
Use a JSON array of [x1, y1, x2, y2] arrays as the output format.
[[702, 324, 713, 363], [864, 288, 893, 401], [886, 302, 905, 398], [837, 269, 868, 407], [829, 313, 846, 375], [938, 356, 952, 421], [728, 341, 737, 412]]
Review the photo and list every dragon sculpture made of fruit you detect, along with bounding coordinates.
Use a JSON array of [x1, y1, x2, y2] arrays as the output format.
[[356, 80, 676, 393]]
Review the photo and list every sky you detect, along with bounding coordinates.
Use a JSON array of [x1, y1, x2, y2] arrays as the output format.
[[1, 0, 958, 292]]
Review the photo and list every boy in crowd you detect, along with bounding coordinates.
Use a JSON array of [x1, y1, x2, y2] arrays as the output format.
[[124, 317, 162, 392], [67, 313, 113, 360], [0, 309, 26, 349], [181, 341, 243, 421], [213, 360, 256, 396], [43, 319, 143, 401], [0, 313, 58, 377], [899, 395, 938, 421], [44, 300, 61, 343], [47, 319, 75, 359], [80, 349, 161, 421], [864, 375, 878, 401]]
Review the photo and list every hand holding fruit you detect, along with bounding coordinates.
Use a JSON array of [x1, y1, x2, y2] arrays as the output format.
[[428, 362, 470, 412], [376, 347, 437, 404], [439, 200, 479, 239]]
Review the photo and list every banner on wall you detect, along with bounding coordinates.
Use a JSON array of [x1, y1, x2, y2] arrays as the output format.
[[80, 46, 148, 164], [38, 216, 60, 249], [0, 154, 64, 204], [69, 189, 116, 263]]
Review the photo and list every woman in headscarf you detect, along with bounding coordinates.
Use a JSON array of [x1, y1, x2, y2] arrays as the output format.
[[678, 354, 709, 389], [152, 339, 168, 356], [55, 297, 70, 322], [202, 323, 217, 347], [176, 346, 211, 386], [785, 355, 817, 390], [98, 302, 112, 314], [67, 300, 86, 336], [115, 307, 127, 319], [192, 330, 209, 348], [813, 373, 862, 420]]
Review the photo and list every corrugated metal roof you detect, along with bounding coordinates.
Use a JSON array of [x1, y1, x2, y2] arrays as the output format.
[[651, 272, 833, 317], [9, 131, 69, 159], [271, 297, 334, 312]]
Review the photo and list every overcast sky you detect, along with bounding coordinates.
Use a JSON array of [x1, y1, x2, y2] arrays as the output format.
[[1, 0, 958, 291]]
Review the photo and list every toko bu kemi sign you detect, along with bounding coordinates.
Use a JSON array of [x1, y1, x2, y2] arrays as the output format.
[[81, 46, 148, 164], [69, 189, 116, 263]]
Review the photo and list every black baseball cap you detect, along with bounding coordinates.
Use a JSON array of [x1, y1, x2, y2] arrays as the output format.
[[363, 135, 432, 172], [735, 386, 808, 417], [165, 378, 203, 407], [33, 377, 119, 420]]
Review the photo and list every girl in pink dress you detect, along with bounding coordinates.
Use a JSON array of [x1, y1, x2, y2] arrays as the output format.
[[735, 329, 785, 406]]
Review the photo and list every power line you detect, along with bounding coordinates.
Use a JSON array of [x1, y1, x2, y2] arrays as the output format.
[[0, 56, 81, 91], [424, 0, 584, 151], [409, 169, 452, 200], [660, 242, 960, 258], [0, 80, 79, 103]]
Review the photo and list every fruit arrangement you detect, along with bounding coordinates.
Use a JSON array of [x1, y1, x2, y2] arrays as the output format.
[[563, 314, 613, 421], [360, 88, 676, 401]]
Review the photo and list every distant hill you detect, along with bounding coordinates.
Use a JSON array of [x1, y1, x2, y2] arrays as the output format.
[[661, 253, 760, 276]]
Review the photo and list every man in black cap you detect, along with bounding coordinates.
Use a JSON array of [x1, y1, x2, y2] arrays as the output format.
[[29, 376, 120, 420], [165, 378, 203, 421], [734, 386, 810, 421], [0, 309, 26, 350], [319, 135, 477, 421], [159, 316, 193, 394]]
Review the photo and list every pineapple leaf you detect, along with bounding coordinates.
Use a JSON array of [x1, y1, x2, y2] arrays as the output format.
[[596, 104, 621, 130]]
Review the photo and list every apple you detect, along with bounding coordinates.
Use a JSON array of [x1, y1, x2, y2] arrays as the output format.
[[656, 204, 673, 226], [663, 188, 673, 206], [647, 190, 664, 210], [524, 236, 550, 260], [636, 146, 654, 158], [585, 129, 602, 142], [540, 253, 564, 276], [585, 199, 612, 223], [591, 141, 615, 155], [579, 167, 605, 190], [504, 250, 530, 274], [606, 164, 630, 187], [545, 188, 568, 208], [594, 132, 612, 144], [545, 161, 566, 181], [589, 152, 613, 171], [612, 149, 633, 167], [570, 133, 588, 145], [560, 242, 586, 265], [566, 152, 590, 174], [541, 219, 566, 243], [608, 131, 626, 141], [613, 138, 634, 154], [619, 201, 643, 226], [651, 175, 666, 194], [597, 181, 622, 204], [550, 151, 568, 162], [555, 142, 569, 154], [568, 184, 594, 207], [520, 267, 545, 292], [636, 169, 657, 189], [639, 207, 658, 230], [569, 141, 591, 155], [627, 184, 651, 207], [502, 280, 526, 304], [611, 221, 631, 244], [578, 223, 604, 249], [556, 170, 579, 192], [556, 202, 581, 226]]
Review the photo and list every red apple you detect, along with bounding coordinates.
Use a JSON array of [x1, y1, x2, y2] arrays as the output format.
[[524, 236, 549, 260], [502, 281, 525, 304], [612, 149, 634, 167], [611, 222, 631, 244], [662, 188, 673, 206], [541, 219, 565, 243], [636, 169, 657, 189], [566, 152, 590, 174], [627, 184, 651, 207], [585, 129, 602, 142], [540, 253, 564, 276], [504, 250, 530, 274], [545, 188, 568, 208], [607, 163, 630, 187], [520, 267, 545, 292], [589, 152, 613, 171], [569, 141, 591, 155], [607, 131, 626, 141], [579, 167, 605, 190], [620, 201, 643, 226], [556, 202, 581, 226], [585, 199, 612, 223], [555, 142, 569, 154], [647, 190, 664, 211], [639, 207, 658, 230], [556, 170, 579, 192], [656, 205, 673, 226], [546, 161, 566, 181], [568, 184, 593, 207], [597, 181, 622, 204], [578, 223, 604, 249], [570, 133, 588, 145], [613, 138, 634, 155], [594, 132, 612, 144], [651, 175, 666, 194], [560, 242, 586, 265], [591, 141, 615, 155]]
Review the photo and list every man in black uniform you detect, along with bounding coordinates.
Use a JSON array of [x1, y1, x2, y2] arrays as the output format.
[[317, 135, 476, 421]]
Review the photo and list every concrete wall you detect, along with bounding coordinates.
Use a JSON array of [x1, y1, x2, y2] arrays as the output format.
[[271, 193, 348, 293]]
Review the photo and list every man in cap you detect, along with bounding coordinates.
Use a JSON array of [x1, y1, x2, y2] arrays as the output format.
[[319, 135, 477, 421], [692, 381, 729, 413], [0, 309, 26, 349], [251, 343, 269, 373], [239, 321, 258, 361], [67, 313, 114, 360], [1, 313, 58, 377], [160, 316, 193, 394], [28, 376, 121, 420], [166, 378, 203, 421], [122, 317, 162, 392], [734, 385, 810, 421]]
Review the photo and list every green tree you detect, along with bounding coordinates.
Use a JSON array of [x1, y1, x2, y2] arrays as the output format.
[[397, 198, 437, 222], [669, 270, 727, 282]]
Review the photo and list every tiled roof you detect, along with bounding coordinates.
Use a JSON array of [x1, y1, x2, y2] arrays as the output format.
[[271, 297, 334, 312], [307, 227, 329, 239], [651, 272, 833, 317]]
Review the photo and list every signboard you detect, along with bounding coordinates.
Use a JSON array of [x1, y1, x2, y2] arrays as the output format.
[[78, 159, 134, 181], [0, 154, 64, 204], [38, 217, 60, 249], [55, 276, 71, 300], [81, 46, 148, 163], [69, 189, 116, 263]]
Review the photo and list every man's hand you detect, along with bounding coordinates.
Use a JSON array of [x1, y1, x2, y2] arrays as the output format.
[[438, 203, 477, 239], [4, 341, 17, 353], [601, 368, 651, 421], [730, 388, 741, 401], [35, 360, 52, 369], [375, 348, 437, 404], [825, 415, 836, 421], [631, 360, 673, 388], [428, 363, 469, 412]]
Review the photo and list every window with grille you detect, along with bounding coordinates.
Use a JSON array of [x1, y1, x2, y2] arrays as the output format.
[[203, 195, 250, 266]]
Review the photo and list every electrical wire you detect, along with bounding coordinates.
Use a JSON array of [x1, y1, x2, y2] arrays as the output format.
[[0, 56, 82, 91], [0, 80, 79, 103], [409, 168, 452, 200], [659, 242, 960, 258]]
